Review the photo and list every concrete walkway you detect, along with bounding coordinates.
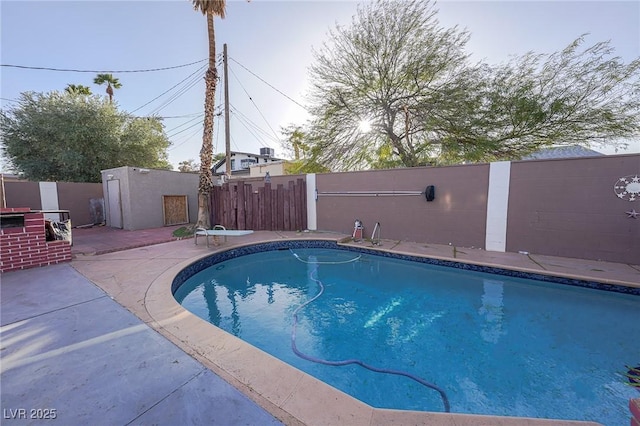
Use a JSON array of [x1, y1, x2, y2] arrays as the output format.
[[0, 263, 282, 426]]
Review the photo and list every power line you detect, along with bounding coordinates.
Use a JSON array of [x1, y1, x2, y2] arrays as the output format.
[[166, 120, 203, 140], [229, 104, 280, 148], [131, 63, 208, 113], [151, 112, 203, 119], [147, 68, 205, 116], [231, 113, 269, 148], [229, 103, 280, 143], [168, 124, 204, 151], [165, 103, 221, 140], [231, 114, 273, 147], [165, 114, 205, 137], [230, 134, 240, 152], [228, 64, 280, 141], [229, 57, 308, 111], [0, 59, 207, 73], [148, 71, 204, 115]]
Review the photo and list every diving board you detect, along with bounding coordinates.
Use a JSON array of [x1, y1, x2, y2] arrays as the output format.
[[194, 226, 254, 247]]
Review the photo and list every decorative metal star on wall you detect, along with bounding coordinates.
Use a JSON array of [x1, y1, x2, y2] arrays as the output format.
[[614, 175, 640, 201], [626, 209, 639, 219]]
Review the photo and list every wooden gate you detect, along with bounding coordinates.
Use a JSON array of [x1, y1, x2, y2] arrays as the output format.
[[210, 179, 307, 231]]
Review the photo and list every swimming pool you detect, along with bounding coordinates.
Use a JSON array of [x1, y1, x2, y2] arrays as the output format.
[[172, 241, 640, 425]]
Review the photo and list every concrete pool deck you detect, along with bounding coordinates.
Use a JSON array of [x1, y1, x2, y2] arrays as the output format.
[[0, 256, 283, 425], [2, 228, 638, 425]]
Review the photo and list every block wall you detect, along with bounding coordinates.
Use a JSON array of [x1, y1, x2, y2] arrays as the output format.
[[0, 208, 72, 273], [314, 164, 489, 249], [311, 153, 639, 264]]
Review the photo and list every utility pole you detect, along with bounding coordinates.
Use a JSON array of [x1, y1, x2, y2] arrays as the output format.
[[224, 43, 231, 179]]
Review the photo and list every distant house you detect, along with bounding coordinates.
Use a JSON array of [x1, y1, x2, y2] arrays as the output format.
[[521, 145, 604, 160], [248, 159, 295, 178], [212, 148, 283, 178]]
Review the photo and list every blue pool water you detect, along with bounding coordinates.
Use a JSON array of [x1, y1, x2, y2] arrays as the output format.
[[173, 245, 640, 425]]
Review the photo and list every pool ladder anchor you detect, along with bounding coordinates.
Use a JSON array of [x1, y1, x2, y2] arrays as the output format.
[[371, 222, 382, 246]]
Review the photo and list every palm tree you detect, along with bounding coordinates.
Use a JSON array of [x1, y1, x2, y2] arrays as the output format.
[[191, 0, 226, 229], [65, 84, 92, 95], [93, 73, 122, 102]]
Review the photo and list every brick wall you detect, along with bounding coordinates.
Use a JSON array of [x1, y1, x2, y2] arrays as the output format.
[[0, 207, 72, 273]]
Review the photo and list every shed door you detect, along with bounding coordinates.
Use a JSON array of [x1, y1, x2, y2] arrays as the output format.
[[163, 195, 189, 226], [107, 179, 122, 229]]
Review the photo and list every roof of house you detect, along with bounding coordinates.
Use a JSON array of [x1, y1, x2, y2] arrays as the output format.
[[522, 145, 605, 160], [211, 151, 283, 175]]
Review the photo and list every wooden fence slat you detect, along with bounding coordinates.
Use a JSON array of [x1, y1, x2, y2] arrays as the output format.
[[218, 186, 225, 226], [295, 179, 303, 230], [293, 181, 298, 231], [227, 185, 233, 228], [267, 189, 278, 231], [292, 181, 299, 231], [237, 181, 245, 230], [271, 187, 277, 230], [288, 180, 296, 231], [264, 183, 272, 231], [295, 179, 301, 230], [276, 184, 284, 231], [252, 192, 259, 230], [212, 187, 218, 226], [230, 186, 234, 226], [300, 179, 307, 230], [245, 184, 253, 230], [230, 185, 238, 229], [221, 185, 228, 227], [283, 184, 290, 231], [218, 186, 229, 225], [257, 187, 265, 230], [214, 187, 219, 226], [218, 185, 224, 227]]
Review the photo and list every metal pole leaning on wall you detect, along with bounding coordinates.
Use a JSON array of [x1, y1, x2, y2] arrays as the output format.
[[317, 185, 435, 201], [316, 190, 424, 197]]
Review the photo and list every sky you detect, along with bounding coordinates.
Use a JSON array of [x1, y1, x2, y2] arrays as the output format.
[[1, 0, 639, 171]]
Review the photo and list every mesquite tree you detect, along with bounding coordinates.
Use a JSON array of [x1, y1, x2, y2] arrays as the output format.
[[306, 0, 640, 170]]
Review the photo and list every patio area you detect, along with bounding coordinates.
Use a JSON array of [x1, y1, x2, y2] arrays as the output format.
[[1, 226, 638, 425]]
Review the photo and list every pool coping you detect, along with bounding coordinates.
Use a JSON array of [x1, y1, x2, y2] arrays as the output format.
[[143, 235, 623, 426]]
